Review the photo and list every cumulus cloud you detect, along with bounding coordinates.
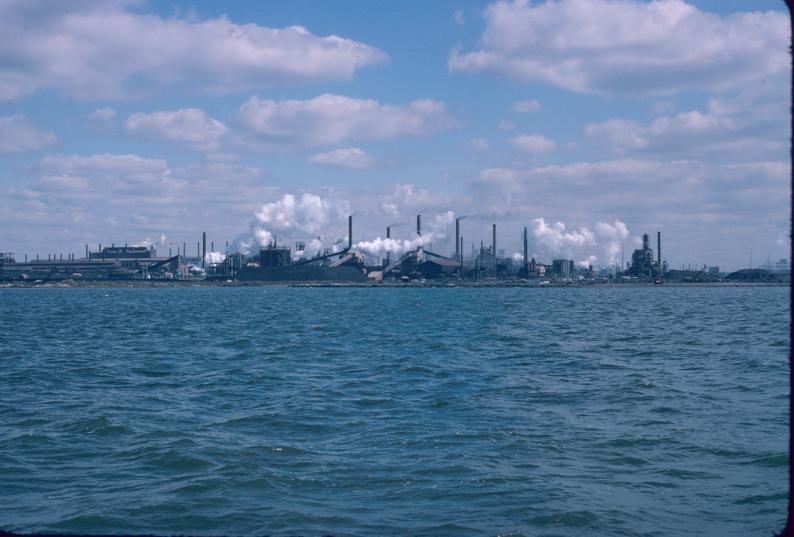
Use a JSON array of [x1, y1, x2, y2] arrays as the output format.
[[309, 148, 377, 170], [88, 107, 116, 123], [585, 83, 788, 159], [237, 94, 457, 147], [510, 134, 555, 155], [5, 152, 274, 256], [449, 0, 787, 95], [125, 108, 228, 151], [34, 153, 182, 197], [510, 99, 541, 113], [473, 158, 790, 240], [0, 114, 57, 152], [0, 2, 388, 99], [586, 112, 732, 153]]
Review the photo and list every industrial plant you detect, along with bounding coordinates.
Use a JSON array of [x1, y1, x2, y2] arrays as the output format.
[[0, 214, 785, 285]]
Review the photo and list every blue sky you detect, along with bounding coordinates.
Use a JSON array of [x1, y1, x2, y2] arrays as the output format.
[[0, 0, 789, 270]]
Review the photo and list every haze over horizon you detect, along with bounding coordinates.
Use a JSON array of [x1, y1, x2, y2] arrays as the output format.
[[0, 0, 789, 272]]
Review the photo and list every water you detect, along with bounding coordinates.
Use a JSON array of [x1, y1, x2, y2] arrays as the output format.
[[0, 286, 788, 536]]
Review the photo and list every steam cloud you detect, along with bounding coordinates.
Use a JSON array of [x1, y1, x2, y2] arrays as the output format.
[[354, 211, 454, 258], [532, 217, 630, 268], [231, 193, 346, 257]]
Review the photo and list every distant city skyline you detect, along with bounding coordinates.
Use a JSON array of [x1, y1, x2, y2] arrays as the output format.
[[0, 0, 789, 271]]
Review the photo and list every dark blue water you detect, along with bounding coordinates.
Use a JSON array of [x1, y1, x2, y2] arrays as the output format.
[[0, 286, 788, 536]]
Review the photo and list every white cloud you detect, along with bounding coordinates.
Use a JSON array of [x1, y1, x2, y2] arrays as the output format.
[[0, 2, 388, 100], [0, 114, 57, 152], [2, 152, 274, 254], [449, 0, 787, 95], [474, 158, 790, 230], [237, 94, 457, 147], [585, 83, 787, 160], [510, 99, 541, 113], [471, 137, 489, 151], [89, 107, 116, 122], [309, 148, 377, 170], [510, 134, 555, 155], [125, 108, 228, 151], [37, 153, 175, 191]]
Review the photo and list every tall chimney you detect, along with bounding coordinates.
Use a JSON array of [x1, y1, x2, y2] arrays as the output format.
[[183, 241, 186, 260], [523, 227, 528, 268], [657, 231, 662, 274], [85, 244, 88, 259], [385, 226, 391, 266], [211, 241, 214, 252], [492, 224, 497, 272], [455, 218, 460, 258], [460, 235, 464, 278], [417, 214, 421, 236], [348, 215, 353, 250], [202, 232, 206, 268]]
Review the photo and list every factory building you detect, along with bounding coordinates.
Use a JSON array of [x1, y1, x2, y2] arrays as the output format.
[[2, 220, 675, 285], [552, 259, 575, 278], [89, 245, 155, 260], [627, 232, 664, 279]]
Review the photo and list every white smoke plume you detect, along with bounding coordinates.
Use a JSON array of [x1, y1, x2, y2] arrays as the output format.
[[231, 192, 345, 256], [531, 217, 630, 268], [353, 211, 455, 259], [205, 251, 226, 264], [595, 220, 629, 266], [133, 234, 167, 248], [578, 255, 598, 268], [532, 218, 595, 250]]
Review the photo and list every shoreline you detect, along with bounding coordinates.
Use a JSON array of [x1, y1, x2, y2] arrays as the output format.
[[0, 280, 788, 289]]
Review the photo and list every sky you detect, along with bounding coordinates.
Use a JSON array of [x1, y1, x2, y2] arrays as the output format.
[[0, 0, 789, 271]]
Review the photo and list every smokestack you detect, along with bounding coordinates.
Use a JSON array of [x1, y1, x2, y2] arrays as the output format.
[[657, 231, 662, 273], [460, 235, 464, 278], [385, 226, 391, 266], [348, 215, 353, 250], [85, 244, 88, 259], [523, 227, 528, 268], [455, 218, 460, 258], [202, 232, 206, 268], [417, 214, 421, 236], [211, 241, 214, 252], [492, 224, 497, 272], [183, 242, 186, 260]]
